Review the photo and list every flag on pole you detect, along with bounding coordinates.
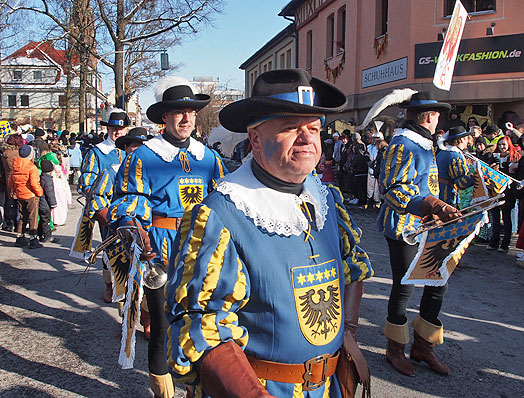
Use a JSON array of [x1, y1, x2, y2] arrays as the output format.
[[433, 0, 468, 90], [402, 212, 487, 286]]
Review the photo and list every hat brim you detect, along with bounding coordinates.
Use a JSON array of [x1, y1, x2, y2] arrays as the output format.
[[399, 102, 451, 112], [146, 95, 211, 124], [444, 131, 473, 141], [219, 78, 347, 133], [100, 121, 130, 127]]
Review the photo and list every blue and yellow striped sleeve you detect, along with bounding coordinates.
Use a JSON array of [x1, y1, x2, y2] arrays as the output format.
[[208, 149, 228, 191], [449, 156, 474, 190], [380, 143, 421, 215], [78, 149, 100, 195], [329, 185, 373, 284], [108, 152, 154, 228], [165, 204, 250, 384], [85, 169, 114, 218]]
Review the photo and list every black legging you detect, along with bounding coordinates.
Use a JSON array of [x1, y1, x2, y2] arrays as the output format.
[[386, 237, 447, 326], [144, 284, 169, 375]]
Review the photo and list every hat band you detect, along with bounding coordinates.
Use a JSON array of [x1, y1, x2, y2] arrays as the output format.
[[107, 119, 125, 126], [408, 99, 438, 105], [269, 86, 316, 106], [247, 113, 326, 130]]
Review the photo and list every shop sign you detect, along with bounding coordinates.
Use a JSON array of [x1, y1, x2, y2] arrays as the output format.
[[362, 57, 408, 88], [415, 33, 524, 78]]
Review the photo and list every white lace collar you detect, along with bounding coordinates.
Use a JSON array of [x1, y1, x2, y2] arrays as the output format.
[[397, 129, 433, 151], [96, 138, 116, 155], [216, 159, 329, 237], [438, 143, 463, 153], [145, 135, 205, 162]]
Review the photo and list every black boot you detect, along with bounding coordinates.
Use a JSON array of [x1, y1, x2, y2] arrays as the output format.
[[15, 236, 29, 247], [28, 238, 43, 249]]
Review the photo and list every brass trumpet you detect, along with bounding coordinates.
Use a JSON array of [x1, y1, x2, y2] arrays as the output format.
[[403, 194, 504, 244]]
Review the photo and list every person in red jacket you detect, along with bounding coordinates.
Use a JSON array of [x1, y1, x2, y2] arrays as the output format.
[[8, 144, 43, 248]]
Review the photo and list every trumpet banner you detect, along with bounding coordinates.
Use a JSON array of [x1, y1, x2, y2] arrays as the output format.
[[104, 238, 131, 302], [118, 242, 145, 369], [402, 212, 487, 286], [471, 161, 510, 204], [69, 215, 95, 258]]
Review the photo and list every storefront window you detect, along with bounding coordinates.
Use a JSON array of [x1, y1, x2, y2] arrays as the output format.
[[445, 0, 495, 16]]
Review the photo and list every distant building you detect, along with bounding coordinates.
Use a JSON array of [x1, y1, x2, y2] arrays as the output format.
[[0, 41, 105, 131], [242, 0, 524, 128], [240, 24, 296, 97]]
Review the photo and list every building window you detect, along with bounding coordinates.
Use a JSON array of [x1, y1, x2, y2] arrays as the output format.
[[445, 0, 495, 15], [20, 95, 29, 106], [13, 70, 22, 80], [337, 6, 346, 53], [377, 0, 388, 36], [33, 70, 42, 80], [286, 49, 292, 68], [326, 14, 335, 58], [306, 30, 313, 70], [7, 95, 16, 106], [59, 95, 67, 107], [280, 53, 285, 69]]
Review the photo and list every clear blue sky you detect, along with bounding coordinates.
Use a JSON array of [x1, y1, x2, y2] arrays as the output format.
[[138, 0, 291, 110]]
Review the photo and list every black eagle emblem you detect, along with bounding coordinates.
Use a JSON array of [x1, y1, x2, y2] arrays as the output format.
[[107, 240, 131, 287], [180, 186, 203, 205], [299, 286, 340, 339], [78, 217, 94, 248], [418, 237, 461, 277], [428, 173, 439, 194]]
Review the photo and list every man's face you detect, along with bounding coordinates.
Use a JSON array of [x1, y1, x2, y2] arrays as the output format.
[[162, 108, 197, 140], [124, 141, 142, 154], [428, 111, 440, 134], [107, 126, 128, 141], [249, 116, 322, 184]]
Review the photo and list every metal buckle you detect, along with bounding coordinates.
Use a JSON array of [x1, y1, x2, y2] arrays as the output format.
[[302, 353, 330, 391], [297, 86, 314, 105]]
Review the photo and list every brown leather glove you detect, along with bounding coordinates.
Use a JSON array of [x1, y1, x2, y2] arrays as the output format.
[[420, 196, 462, 223], [125, 220, 156, 262], [95, 207, 109, 227], [200, 341, 275, 398]]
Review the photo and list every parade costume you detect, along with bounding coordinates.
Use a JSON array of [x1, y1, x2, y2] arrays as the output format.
[[436, 146, 474, 206], [108, 76, 225, 398], [376, 91, 455, 376], [165, 161, 372, 397], [165, 69, 372, 398]]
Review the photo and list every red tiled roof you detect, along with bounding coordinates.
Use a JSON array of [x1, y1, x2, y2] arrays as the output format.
[[5, 41, 82, 66]]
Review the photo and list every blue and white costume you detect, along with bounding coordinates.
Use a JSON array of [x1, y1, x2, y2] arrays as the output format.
[[436, 145, 474, 206], [109, 134, 227, 267], [165, 160, 373, 398], [378, 128, 440, 240]]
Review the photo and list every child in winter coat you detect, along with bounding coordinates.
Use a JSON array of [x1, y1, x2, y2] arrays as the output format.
[[38, 159, 59, 243], [8, 145, 43, 248]]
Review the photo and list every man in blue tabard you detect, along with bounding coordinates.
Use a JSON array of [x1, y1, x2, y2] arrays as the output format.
[[108, 76, 227, 398], [436, 126, 475, 206], [74, 108, 129, 302], [165, 69, 373, 398], [378, 92, 461, 377]]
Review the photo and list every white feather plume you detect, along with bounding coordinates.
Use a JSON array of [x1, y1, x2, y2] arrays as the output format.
[[357, 88, 418, 131], [104, 107, 125, 122], [154, 76, 195, 102]]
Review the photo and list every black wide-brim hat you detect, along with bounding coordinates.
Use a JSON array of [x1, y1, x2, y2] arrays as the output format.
[[101, 110, 131, 127], [219, 68, 347, 133], [147, 85, 210, 124], [444, 126, 472, 141], [115, 127, 152, 150], [399, 91, 451, 112]]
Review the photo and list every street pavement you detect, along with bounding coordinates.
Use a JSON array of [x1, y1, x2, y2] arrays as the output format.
[[0, 191, 523, 397]]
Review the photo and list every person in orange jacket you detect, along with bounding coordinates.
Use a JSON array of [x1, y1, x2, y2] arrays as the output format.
[[8, 144, 43, 248]]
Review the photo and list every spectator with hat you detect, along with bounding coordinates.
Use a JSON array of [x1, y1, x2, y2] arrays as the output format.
[[108, 76, 227, 398], [483, 124, 503, 147], [366, 130, 384, 209], [75, 108, 129, 303], [1, 133, 24, 231], [8, 145, 43, 248], [379, 91, 461, 376], [38, 159, 58, 243]]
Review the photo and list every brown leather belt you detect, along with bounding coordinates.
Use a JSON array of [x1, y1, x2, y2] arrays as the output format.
[[247, 352, 339, 391], [152, 215, 181, 231]]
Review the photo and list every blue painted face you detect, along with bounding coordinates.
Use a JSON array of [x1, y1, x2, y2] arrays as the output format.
[[264, 140, 279, 163]]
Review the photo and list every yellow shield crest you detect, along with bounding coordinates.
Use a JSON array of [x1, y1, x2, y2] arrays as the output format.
[[428, 164, 439, 196], [292, 260, 341, 346], [178, 176, 204, 208]]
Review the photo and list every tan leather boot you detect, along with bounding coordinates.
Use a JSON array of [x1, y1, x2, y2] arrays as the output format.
[[149, 372, 175, 398], [410, 315, 451, 375], [384, 320, 415, 377]]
